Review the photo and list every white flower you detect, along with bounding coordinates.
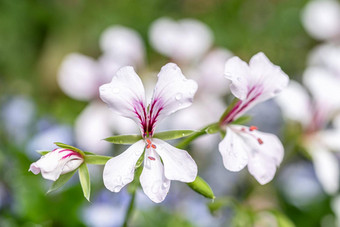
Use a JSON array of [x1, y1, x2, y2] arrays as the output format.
[[276, 79, 340, 194], [29, 148, 84, 181], [219, 52, 289, 184], [149, 17, 213, 63], [99, 25, 145, 68], [301, 0, 340, 40], [58, 53, 102, 101], [221, 52, 289, 124], [99, 63, 198, 203]]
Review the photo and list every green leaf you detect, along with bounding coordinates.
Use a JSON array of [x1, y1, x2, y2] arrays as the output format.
[[104, 134, 142, 144], [187, 176, 215, 199], [153, 130, 195, 140], [54, 142, 85, 156], [85, 155, 112, 165], [84, 151, 96, 155], [37, 150, 49, 155], [78, 163, 91, 201], [47, 169, 77, 194], [205, 123, 220, 134], [230, 115, 252, 125]]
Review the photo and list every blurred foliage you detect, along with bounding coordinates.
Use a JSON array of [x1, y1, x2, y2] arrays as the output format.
[[0, 0, 335, 226]]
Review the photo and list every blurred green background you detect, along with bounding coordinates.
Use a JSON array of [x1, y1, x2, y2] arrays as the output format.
[[0, 0, 332, 226]]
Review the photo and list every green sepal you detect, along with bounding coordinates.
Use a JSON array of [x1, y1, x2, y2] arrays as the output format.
[[187, 175, 215, 199], [153, 130, 195, 140], [47, 169, 77, 194], [54, 142, 85, 156], [84, 151, 96, 155], [78, 163, 91, 201], [85, 155, 112, 165], [219, 98, 240, 123], [205, 123, 220, 134], [37, 150, 49, 156], [104, 134, 142, 144], [230, 115, 252, 125]]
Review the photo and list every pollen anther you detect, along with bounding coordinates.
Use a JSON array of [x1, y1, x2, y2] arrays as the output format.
[[257, 138, 263, 145], [249, 126, 258, 131], [148, 156, 155, 161]]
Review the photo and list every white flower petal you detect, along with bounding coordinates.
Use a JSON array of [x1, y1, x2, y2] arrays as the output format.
[[148, 63, 197, 131], [249, 52, 289, 102], [140, 149, 170, 203], [303, 67, 340, 110], [276, 80, 312, 126], [58, 53, 100, 101], [99, 66, 147, 129], [103, 140, 145, 193], [99, 26, 145, 67], [301, 0, 340, 40], [247, 153, 277, 185], [224, 56, 250, 100], [75, 102, 113, 155], [153, 139, 197, 182], [149, 17, 213, 62], [318, 129, 340, 151], [249, 129, 284, 166], [309, 143, 339, 194], [218, 127, 249, 172]]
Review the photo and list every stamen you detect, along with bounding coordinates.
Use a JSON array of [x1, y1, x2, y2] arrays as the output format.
[[148, 156, 155, 161], [151, 144, 156, 149], [249, 126, 258, 131], [146, 144, 151, 149], [257, 138, 263, 145], [146, 139, 152, 144]]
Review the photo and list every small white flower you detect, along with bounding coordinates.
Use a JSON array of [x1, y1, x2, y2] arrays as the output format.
[[277, 79, 340, 194], [149, 17, 213, 63], [301, 0, 340, 40], [99, 63, 198, 203], [221, 52, 289, 124], [99, 26, 145, 68], [219, 52, 288, 184], [29, 148, 84, 181]]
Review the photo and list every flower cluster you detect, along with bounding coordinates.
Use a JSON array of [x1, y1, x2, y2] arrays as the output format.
[[30, 51, 289, 203]]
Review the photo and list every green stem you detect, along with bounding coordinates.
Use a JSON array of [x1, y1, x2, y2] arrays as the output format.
[[176, 123, 218, 149], [122, 189, 136, 227]]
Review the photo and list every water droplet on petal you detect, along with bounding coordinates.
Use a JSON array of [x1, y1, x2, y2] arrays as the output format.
[[162, 181, 169, 189], [112, 87, 120, 94], [175, 93, 183, 101]]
